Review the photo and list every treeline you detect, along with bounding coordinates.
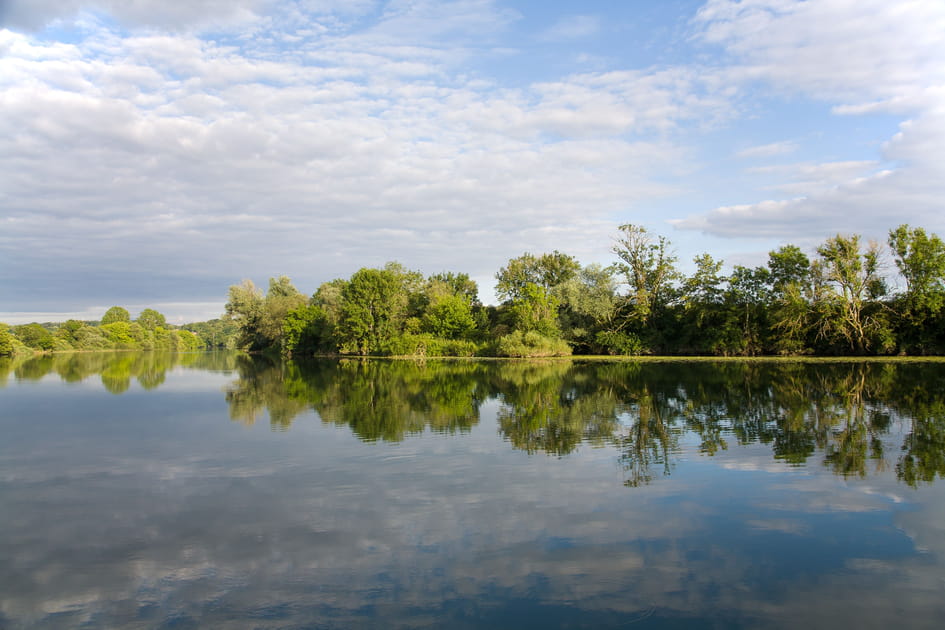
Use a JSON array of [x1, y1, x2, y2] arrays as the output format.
[[225, 223, 945, 357], [0, 306, 204, 356]]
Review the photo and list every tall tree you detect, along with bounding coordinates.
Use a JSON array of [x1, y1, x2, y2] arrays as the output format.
[[767, 245, 811, 296], [767, 246, 814, 355], [101, 306, 130, 325], [611, 224, 679, 326], [340, 267, 410, 354], [137, 308, 167, 331], [889, 225, 945, 309], [888, 225, 945, 353], [815, 234, 889, 353], [681, 253, 727, 353], [225, 280, 265, 350], [260, 276, 307, 351], [495, 251, 579, 303], [721, 265, 771, 355]]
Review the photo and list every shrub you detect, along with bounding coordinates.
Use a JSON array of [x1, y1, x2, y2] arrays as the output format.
[[595, 330, 646, 355], [496, 330, 572, 357]]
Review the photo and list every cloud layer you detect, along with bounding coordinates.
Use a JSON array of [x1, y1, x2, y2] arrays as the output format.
[[1, 0, 943, 320]]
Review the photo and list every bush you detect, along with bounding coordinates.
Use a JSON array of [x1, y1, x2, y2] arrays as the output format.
[[595, 330, 646, 355], [0, 325, 14, 357], [386, 333, 481, 357], [496, 330, 572, 357]]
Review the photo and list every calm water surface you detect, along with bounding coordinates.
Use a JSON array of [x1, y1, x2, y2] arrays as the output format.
[[2, 352, 945, 629]]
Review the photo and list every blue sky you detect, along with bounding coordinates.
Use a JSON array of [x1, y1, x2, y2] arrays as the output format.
[[1, 0, 943, 324]]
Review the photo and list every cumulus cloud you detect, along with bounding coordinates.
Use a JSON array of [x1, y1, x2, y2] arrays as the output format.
[[682, 0, 945, 241], [0, 4, 723, 316], [2, 0, 943, 320], [0, 0, 268, 32]]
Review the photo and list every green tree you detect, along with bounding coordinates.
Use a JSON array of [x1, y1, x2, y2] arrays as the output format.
[[282, 304, 329, 356], [889, 224, 945, 310], [340, 267, 409, 354], [720, 265, 771, 355], [137, 308, 167, 331], [767, 245, 811, 295], [556, 263, 619, 352], [680, 253, 727, 353], [428, 272, 480, 305], [0, 324, 14, 357], [611, 223, 679, 327], [888, 225, 945, 352], [766, 246, 814, 355], [225, 279, 266, 350], [260, 276, 307, 352], [54, 319, 86, 347], [14, 323, 55, 350], [508, 283, 561, 337], [814, 234, 890, 353], [101, 306, 130, 325], [495, 251, 580, 302], [422, 294, 476, 339]]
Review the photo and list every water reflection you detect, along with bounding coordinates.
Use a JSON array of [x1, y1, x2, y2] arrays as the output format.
[[223, 357, 945, 488], [0, 351, 239, 392], [225, 356, 485, 439], [3, 353, 945, 488], [4, 353, 945, 628]]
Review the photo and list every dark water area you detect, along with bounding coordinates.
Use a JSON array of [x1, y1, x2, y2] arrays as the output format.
[[2, 352, 945, 629]]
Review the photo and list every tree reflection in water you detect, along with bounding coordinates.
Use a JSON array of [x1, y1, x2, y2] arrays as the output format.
[[3, 351, 945, 487], [219, 355, 945, 489]]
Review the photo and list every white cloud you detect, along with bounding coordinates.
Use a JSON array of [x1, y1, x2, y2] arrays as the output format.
[[679, 0, 945, 241], [735, 140, 797, 158], [0, 0, 268, 32], [0, 7, 719, 313]]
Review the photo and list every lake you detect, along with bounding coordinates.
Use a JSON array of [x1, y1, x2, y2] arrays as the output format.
[[2, 352, 945, 629]]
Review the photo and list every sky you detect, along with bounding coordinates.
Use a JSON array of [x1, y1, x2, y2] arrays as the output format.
[[1, 0, 943, 324]]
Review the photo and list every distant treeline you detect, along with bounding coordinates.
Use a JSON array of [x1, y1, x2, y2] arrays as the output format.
[[222, 223, 945, 358], [0, 306, 209, 356]]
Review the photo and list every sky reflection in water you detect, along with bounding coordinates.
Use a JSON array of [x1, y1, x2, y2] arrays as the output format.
[[1, 353, 944, 629]]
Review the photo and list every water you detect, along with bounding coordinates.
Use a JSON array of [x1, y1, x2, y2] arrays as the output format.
[[2, 353, 945, 628]]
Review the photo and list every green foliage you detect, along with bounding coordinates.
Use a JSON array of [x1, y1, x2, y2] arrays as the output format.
[[611, 223, 679, 326], [767, 245, 811, 295], [181, 319, 239, 349], [340, 267, 411, 355], [136, 308, 167, 330], [421, 294, 476, 339], [282, 304, 329, 356], [814, 234, 889, 353], [555, 264, 619, 352], [428, 271, 479, 304], [100, 321, 135, 348], [14, 323, 55, 350], [508, 283, 561, 337], [225, 279, 266, 350], [73, 325, 112, 350], [495, 251, 580, 302], [889, 224, 945, 310], [0, 325, 14, 357], [101, 306, 131, 325], [386, 333, 481, 357], [496, 330, 571, 357], [594, 330, 646, 355]]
